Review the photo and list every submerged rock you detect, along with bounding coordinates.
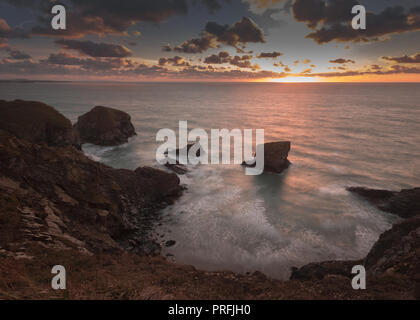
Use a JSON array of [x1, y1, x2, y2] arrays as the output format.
[[74, 106, 136, 146], [0, 100, 80, 149], [162, 143, 203, 174], [242, 141, 291, 174], [164, 162, 189, 175], [347, 187, 420, 218], [164, 143, 202, 158], [165, 240, 176, 247]]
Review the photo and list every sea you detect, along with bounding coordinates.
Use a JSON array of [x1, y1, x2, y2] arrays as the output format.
[[1, 81, 419, 279]]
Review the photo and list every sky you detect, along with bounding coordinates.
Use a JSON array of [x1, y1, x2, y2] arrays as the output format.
[[0, 0, 419, 82]]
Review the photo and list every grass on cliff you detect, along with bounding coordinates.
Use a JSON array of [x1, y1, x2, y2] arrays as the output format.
[[0, 246, 416, 300]]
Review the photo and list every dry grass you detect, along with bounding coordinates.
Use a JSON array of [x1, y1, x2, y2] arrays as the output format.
[[0, 247, 415, 300]]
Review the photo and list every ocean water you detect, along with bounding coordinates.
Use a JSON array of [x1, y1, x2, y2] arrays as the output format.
[[1, 82, 419, 279]]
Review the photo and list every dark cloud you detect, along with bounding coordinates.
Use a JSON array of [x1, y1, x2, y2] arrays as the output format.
[[4, 48, 32, 60], [257, 51, 282, 58], [55, 39, 132, 58], [2, 0, 226, 38], [293, 0, 358, 28], [158, 56, 190, 66], [229, 55, 258, 69], [41, 52, 136, 71], [173, 35, 216, 54], [0, 18, 29, 46], [204, 51, 230, 64], [203, 51, 258, 69], [172, 17, 265, 53], [41, 52, 84, 66], [291, 0, 420, 44], [329, 58, 355, 64], [207, 17, 265, 46], [382, 53, 420, 64], [162, 44, 172, 52]]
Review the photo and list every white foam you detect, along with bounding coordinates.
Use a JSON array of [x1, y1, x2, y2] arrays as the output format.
[[318, 184, 349, 196]]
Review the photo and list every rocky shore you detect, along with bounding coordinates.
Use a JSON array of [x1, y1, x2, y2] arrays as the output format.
[[0, 100, 418, 300]]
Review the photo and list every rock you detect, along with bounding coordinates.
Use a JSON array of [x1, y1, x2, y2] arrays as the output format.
[[165, 240, 176, 247], [164, 162, 188, 175], [364, 216, 420, 279], [0, 123, 182, 254], [347, 187, 420, 218], [242, 141, 291, 174], [164, 143, 202, 158], [290, 260, 359, 280], [74, 106, 136, 146], [0, 100, 80, 149]]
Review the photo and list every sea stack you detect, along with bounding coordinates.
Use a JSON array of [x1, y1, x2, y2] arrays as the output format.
[[242, 141, 291, 174], [74, 106, 136, 146]]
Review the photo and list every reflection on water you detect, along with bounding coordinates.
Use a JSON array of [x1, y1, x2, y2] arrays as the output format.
[[1, 82, 419, 279]]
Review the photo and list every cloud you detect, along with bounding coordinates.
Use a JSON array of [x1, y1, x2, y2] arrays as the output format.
[[162, 44, 172, 52], [329, 58, 355, 64], [171, 17, 265, 53], [382, 53, 420, 64], [40, 52, 136, 71], [0, 18, 29, 47], [176, 65, 286, 79], [158, 56, 190, 66], [206, 17, 265, 46], [291, 0, 420, 44], [173, 35, 216, 54], [304, 64, 420, 78], [41, 52, 84, 66], [203, 51, 259, 69], [257, 51, 283, 58], [4, 48, 32, 60], [55, 39, 132, 58], [203, 51, 231, 64], [2, 0, 226, 38], [3, 47, 279, 80]]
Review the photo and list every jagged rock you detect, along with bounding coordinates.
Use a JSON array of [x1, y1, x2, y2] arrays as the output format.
[[0, 127, 182, 254], [74, 106, 136, 146], [290, 260, 360, 280], [164, 162, 188, 175], [347, 187, 420, 218], [364, 216, 420, 279], [0, 100, 80, 149], [164, 143, 202, 158], [242, 141, 291, 174]]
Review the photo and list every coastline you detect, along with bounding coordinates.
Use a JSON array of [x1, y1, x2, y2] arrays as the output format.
[[0, 100, 418, 300]]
